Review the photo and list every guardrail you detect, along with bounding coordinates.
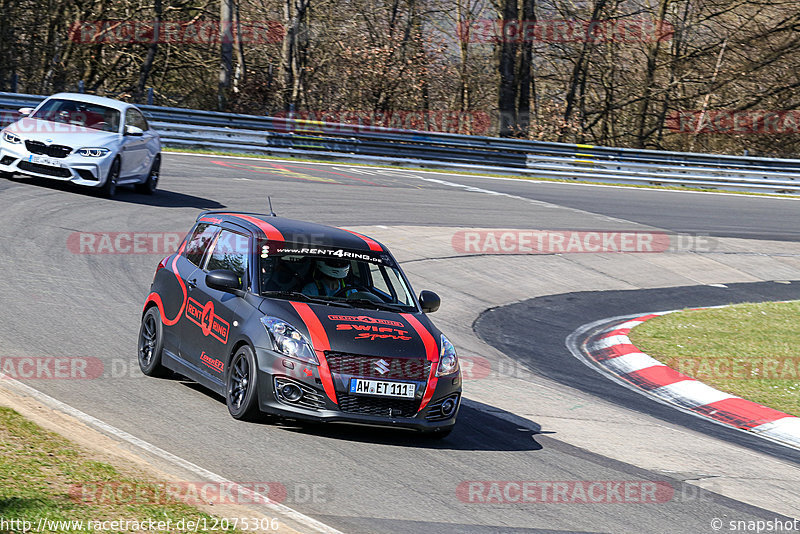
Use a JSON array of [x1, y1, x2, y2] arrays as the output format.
[[2, 91, 800, 194]]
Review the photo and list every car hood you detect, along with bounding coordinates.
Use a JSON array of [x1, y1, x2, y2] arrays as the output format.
[[260, 299, 441, 360], [5, 117, 120, 146]]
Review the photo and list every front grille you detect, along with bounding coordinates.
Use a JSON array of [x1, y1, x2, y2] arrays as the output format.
[[0, 156, 15, 165], [338, 395, 419, 418], [325, 352, 430, 381], [17, 161, 72, 177], [25, 140, 72, 158]]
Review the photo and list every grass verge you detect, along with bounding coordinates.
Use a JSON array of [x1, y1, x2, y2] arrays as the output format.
[[628, 301, 800, 416], [0, 407, 239, 533], [163, 146, 800, 199]]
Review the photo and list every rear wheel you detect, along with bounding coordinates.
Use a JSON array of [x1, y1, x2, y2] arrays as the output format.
[[138, 307, 168, 377], [226, 345, 260, 420], [100, 157, 120, 198], [135, 155, 160, 194]]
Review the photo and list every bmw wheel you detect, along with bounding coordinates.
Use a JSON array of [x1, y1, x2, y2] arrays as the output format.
[[138, 307, 168, 377], [100, 157, 120, 198], [136, 155, 160, 195], [226, 345, 259, 420]]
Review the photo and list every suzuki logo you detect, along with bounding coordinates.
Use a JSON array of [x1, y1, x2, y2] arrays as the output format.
[[374, 359, 390, 375]]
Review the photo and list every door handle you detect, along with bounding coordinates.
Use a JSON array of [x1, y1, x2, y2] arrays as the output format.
[[187, 278, 197, 289]]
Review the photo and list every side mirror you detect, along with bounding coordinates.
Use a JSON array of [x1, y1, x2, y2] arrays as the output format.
[[206, 269, 242, 293], [418, 290, 440, 313], [18, 107, 34, 116], [124, 125, 144, 136]]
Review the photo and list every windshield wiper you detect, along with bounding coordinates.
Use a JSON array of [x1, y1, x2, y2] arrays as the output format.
[[342, 298, 407, 312], [263, 291, 354, 307]]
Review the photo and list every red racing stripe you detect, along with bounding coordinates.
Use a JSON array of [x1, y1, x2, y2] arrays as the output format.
[[221, 213, 285, 241], [144, 241, 187, 326], [290, 302, 337, 404], [340, 228, 383, 251], [401, 313, 439, 411]]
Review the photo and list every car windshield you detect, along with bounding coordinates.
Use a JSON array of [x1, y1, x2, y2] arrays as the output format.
[[259, 251, 417, 311], [31, 99, 120, 133]]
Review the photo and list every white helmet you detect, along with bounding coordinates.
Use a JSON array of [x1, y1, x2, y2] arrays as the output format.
[[317, 259, 349, 279]]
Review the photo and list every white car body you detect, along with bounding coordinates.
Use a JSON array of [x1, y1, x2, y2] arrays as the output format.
[[0, 93, 161, 196]]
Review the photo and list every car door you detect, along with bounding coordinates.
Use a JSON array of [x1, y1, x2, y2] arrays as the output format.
[[166, 222, 220, 358], [120, 108, 149, 178], [178, 226, 251, 385]]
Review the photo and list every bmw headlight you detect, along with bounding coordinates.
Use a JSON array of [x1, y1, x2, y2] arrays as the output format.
[[77, 147, 110, 157], [261, 317, 318, 365], [2, 130, 21, 144], [436, 334, 459, 376]]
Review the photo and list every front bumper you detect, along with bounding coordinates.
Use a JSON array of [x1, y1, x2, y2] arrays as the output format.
[[0, 142, 114, 187], [253, 346, 461, 432]]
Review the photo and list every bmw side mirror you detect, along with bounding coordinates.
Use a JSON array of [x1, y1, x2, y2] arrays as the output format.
[[206, 270, 242, 293], [418, 290, 440, 313], [18, 107, 34, 116], [124, 125, 144, 136]]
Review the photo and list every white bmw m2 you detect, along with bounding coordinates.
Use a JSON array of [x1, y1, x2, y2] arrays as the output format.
[[0, 93, 161, 197]]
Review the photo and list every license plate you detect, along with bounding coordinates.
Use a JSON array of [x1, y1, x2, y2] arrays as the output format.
[[349, 378, 415, 399], [29, 155, 61, 167]]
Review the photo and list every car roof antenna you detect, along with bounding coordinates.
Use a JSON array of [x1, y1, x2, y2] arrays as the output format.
[[267, 196, 277, 217]]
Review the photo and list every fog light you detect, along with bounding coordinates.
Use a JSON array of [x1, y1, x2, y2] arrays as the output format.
[[280, 383, 302, 402], [441, 397, 457, 417]]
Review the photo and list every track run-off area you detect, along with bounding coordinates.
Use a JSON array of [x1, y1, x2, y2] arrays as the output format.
[[1, 152, 800, 533]]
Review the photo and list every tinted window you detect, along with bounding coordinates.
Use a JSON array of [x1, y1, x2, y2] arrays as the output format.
[[206, 230, 249, 280], [32, 98, 120, 133], [184, 223, 219, 267], [125, 108, 148, 130]]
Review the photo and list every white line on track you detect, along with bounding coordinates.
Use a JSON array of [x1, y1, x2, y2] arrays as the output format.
[[0, 373, 344, 534]]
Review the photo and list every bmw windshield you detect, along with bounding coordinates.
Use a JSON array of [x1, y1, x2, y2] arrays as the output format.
[[31, 99, 121, 133], [258, 245, 417, 311]]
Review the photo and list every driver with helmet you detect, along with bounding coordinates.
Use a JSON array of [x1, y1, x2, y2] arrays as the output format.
[[302, 258, 357, 297]]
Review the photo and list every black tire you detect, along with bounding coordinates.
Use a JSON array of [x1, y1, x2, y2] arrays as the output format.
[[135, 154, 160, 194], [226, 345, 260, 420], [0, 171, 13, 179], [138, 307, 168, 377], [100, 157, 120, 198]]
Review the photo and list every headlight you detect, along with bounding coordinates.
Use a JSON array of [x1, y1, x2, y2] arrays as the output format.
[[77, 147, 110, 157], [436, 334, 459, 376], [261, 317, 318, 365], [2, 130, 21, 144]]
